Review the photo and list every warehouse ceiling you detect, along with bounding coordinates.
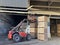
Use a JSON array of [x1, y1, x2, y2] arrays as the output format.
[[0, 0, 60, 16], [30, 0, 60, 16], [30, 0, 60, 9], [31, 0, 60, 2]]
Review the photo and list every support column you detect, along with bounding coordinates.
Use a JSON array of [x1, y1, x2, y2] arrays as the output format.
[[47, 17, 51, 39]]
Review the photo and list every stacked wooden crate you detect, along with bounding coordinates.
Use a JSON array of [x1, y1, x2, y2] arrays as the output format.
[[50, 24, 56, 36], [30, 22, 37, 38], [57, 24, 60, 36], [37, 16, 48, 40]]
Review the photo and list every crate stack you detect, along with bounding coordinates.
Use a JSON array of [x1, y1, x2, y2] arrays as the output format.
[[30, 22, 37, 38], [57, 24, 60, 36], [37, 16, 48, 40], [50, 20, 56, 36]]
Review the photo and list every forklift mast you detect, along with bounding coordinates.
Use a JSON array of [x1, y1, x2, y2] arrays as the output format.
[[11, 19, 27, 31]]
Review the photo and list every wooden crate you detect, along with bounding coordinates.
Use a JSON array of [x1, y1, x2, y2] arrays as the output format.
[[30, 28, 36, 32], [30, 32, 37, 38], [37, 28, 45, 33], [30, 23, 36, 28], [37, 33, 48, 41], [51, 30, 55, 33], [57, 24, 60, 27], [37, 33, 45, 40], [57, 28, 60, 30], [57, 24, 60, 33], [57, 27, 60, 30], [57, 33, 60, 37], [57, 30, 60, 33], [57, 24, 60, 30], [30, 28, 37, 38], [28, 15, 36, 22], [37, 16, 48, 22], [38, 22, 47, 28]]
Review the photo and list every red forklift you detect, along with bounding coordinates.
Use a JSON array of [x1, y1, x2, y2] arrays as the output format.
[[8, 19, 31, 42]]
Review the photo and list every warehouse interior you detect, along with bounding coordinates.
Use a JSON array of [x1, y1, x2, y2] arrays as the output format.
[[8, 13, 27, 26], [0, 13, 27, 35], [30, 0, 60, 40], [50, 18, 60, 37], [0, 0, 60, 41]]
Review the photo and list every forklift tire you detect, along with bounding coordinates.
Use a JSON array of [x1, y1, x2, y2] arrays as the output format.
[[13, 33, 21, 42], [26, 34, 31, 41]]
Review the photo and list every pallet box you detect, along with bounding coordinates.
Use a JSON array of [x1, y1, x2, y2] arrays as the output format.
[[30, 23, 36, 28], [37, 34, 45, 40], [38, 22, 47, 28], [37, 16, 48, 41], [37, 28, 45, 33], [37, 33, 47, 40], [37, 16, 48, 22], [57, 24, 60, 33], [30, 28, 36, 32], [57, 33, 60, 37], [30, 28, 37, 38], [30, 32, 37, 38]]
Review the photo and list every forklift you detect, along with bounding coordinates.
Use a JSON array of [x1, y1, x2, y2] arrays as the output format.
[[8, 19, 31, 42]]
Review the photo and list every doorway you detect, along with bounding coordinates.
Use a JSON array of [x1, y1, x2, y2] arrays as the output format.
[[50, 18, 60, 38]]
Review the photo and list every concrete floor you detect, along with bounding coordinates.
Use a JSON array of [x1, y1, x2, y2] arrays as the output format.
[[0, 36, 60, 45]]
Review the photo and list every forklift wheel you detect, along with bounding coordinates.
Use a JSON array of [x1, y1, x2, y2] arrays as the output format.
[[26, 34, 31, 41], [13, 33, 21, 42]]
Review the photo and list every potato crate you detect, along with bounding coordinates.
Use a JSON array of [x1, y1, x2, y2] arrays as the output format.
[[37, 33, 47, 41], [37, 16, 48, 22], [30, 32, 37, 39], [30, 23, 36, 28], [37, 28, 45, 33], [38, 22, 47, 28], [57, 33, 60, 37], [30, 28, 37, 32]]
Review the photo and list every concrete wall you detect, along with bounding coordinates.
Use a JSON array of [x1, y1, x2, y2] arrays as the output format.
[[0, 13, 13, 35], [0, 0, 29, 8]]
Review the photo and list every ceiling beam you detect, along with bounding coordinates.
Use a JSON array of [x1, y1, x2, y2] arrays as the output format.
[[30, 0, 60, 2], [32, 5, 60, 9], [0, 9, 60, 16], [48, 0, 53, 6]]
